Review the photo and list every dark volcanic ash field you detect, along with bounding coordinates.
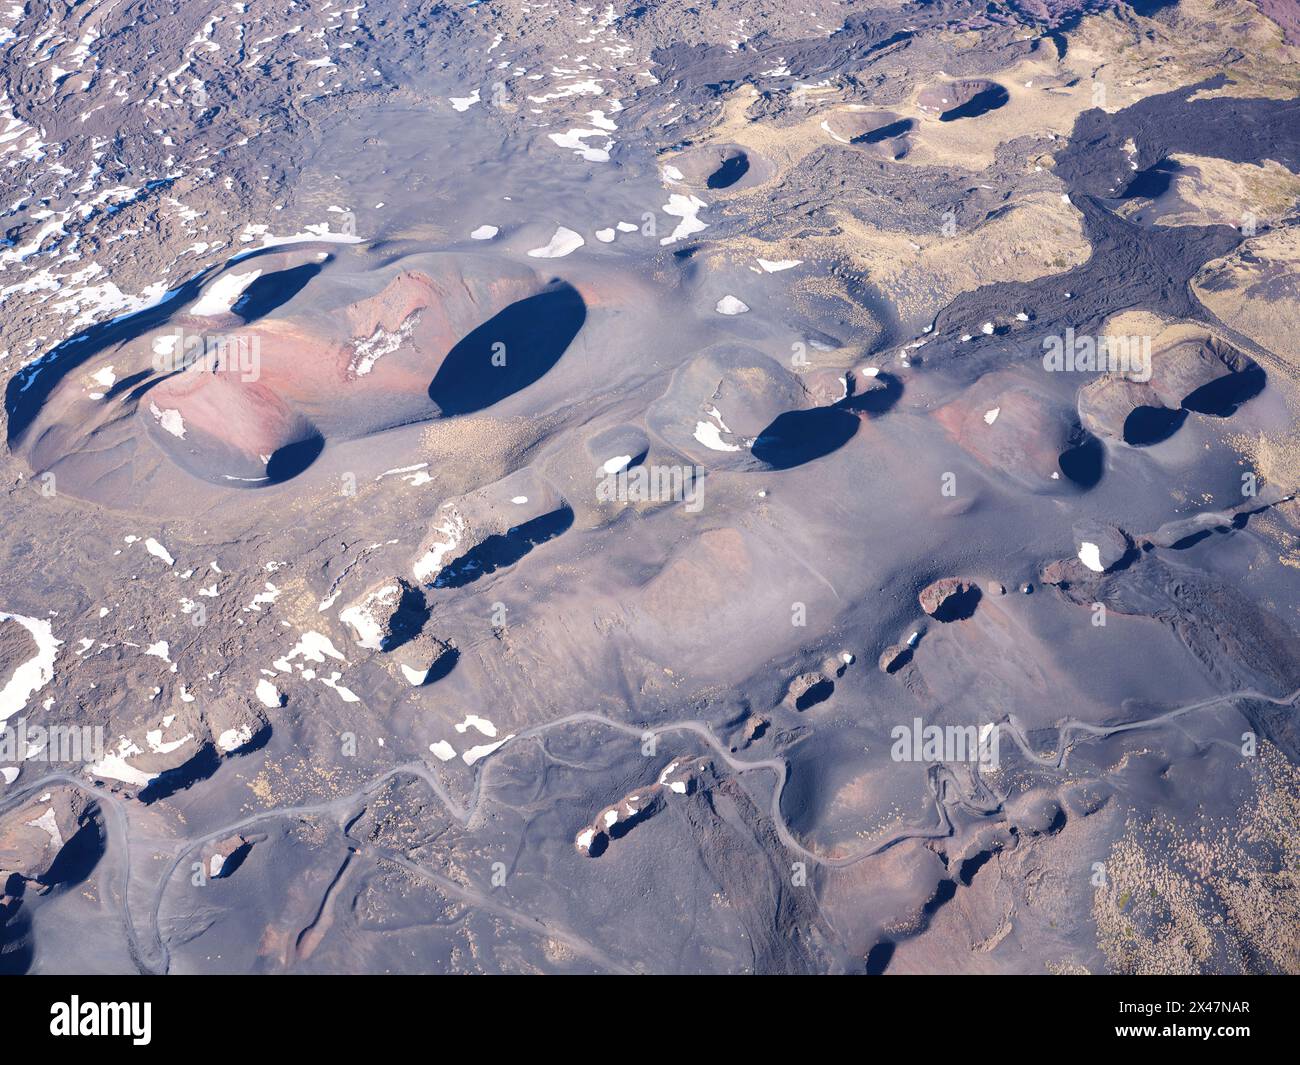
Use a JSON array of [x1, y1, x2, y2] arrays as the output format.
[[2, 0, 1300, 975]]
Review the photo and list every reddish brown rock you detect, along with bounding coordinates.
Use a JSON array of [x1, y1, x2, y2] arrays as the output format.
[[918, 578, 981, 621], [0, 787, 101, 892]]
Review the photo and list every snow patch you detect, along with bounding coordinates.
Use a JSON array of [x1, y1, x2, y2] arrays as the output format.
[[217, 724, 255, 752], [455, 714, 498, 738], [400, 664, 429, 686], [462, 735, 513, 765], [255, 678, 283, 708], [191, 269, 262, 316], [1078, 542, 1104, 573], [0, 613, 60, 724], [660, 194, 708, 245], [527, 226, 585, 258], [148, 403, 186, 439]]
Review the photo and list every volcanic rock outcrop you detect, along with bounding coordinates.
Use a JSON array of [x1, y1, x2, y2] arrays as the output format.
[[0, 787, 101, 892], [918, 578, 981, 622], [1077, 330, 1263, 447], [411, 468, 569, 588], [917, 80, 1009, 122]]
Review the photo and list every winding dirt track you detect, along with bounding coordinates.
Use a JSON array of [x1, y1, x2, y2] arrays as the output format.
[[4, 685, 1296, 973]]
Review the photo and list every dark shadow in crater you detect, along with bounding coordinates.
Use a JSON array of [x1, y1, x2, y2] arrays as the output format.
[[422, 647, 460, 685], [959, 849, 995, 886], [1123, 405, 1186, 446], [90, 368, 155, 407], [1096, 545, 1142, 576], [434, 506, 574, 589], [228, 722, 272, 757], [1121, 158, 1179, 200], [429, 282, 585, 416], [923, 877, 958, 916], [41, 818, 105, 890], [865, 940, 895, 975], [381, 587, 432, 652], [1129, 0, 1180, 15], [139, 744, 221, 804], [1181, 364, 1265, 417], [706, 153, 749, 188], [4, 243, 345, 448], [607, 804, 658, 841], [264, 433, 325, 485], [5, 276, 212, 446], [1170, 528, 1215, 550], [940, 85, 1009, 122], [931, 585, 982, 622], [1058, 429, 1105, 488], [0, 905, 33, 975], [840, 371, 902, 415], [1168, 513, 1250, 551], [233, 261, 323, 322], [795, 678, 834, 711], [882, 646, 913, 674], [619, 448, 650, 472], [858, 118, 914, 143], [751, 407, 859, 470], [212, 841, 254, 880]]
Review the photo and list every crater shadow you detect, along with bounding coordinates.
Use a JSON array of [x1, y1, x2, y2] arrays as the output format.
[[383, 587, 433, 652], [859, 118, 914, 144], [795, 678, 834, 711], [213, 841, 254, 879], [931, 586, 982, 622], [0, 906, 33, 975], [865, 940, 895, 975], [751, 407, 859, 470], [1121, 159, 1180, 200], [5, 271, 214, 445], [234, 261, 323, 322], [939, 84, 1008, 122], [607, 803, 658, 840], [41, 818, 105, 889], [1123, 405, 1186, 446], [707, 152, 749, 189], [1058, 429, 1105, 487], [139, 744, 221, 804], [840, 371, 902, 415], [434, 506, 574, 588], [429, 282, 585, 416], [1181, 364, 1265, 417], [265, 432, 326, 484], [423, 646, 460, 685]]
